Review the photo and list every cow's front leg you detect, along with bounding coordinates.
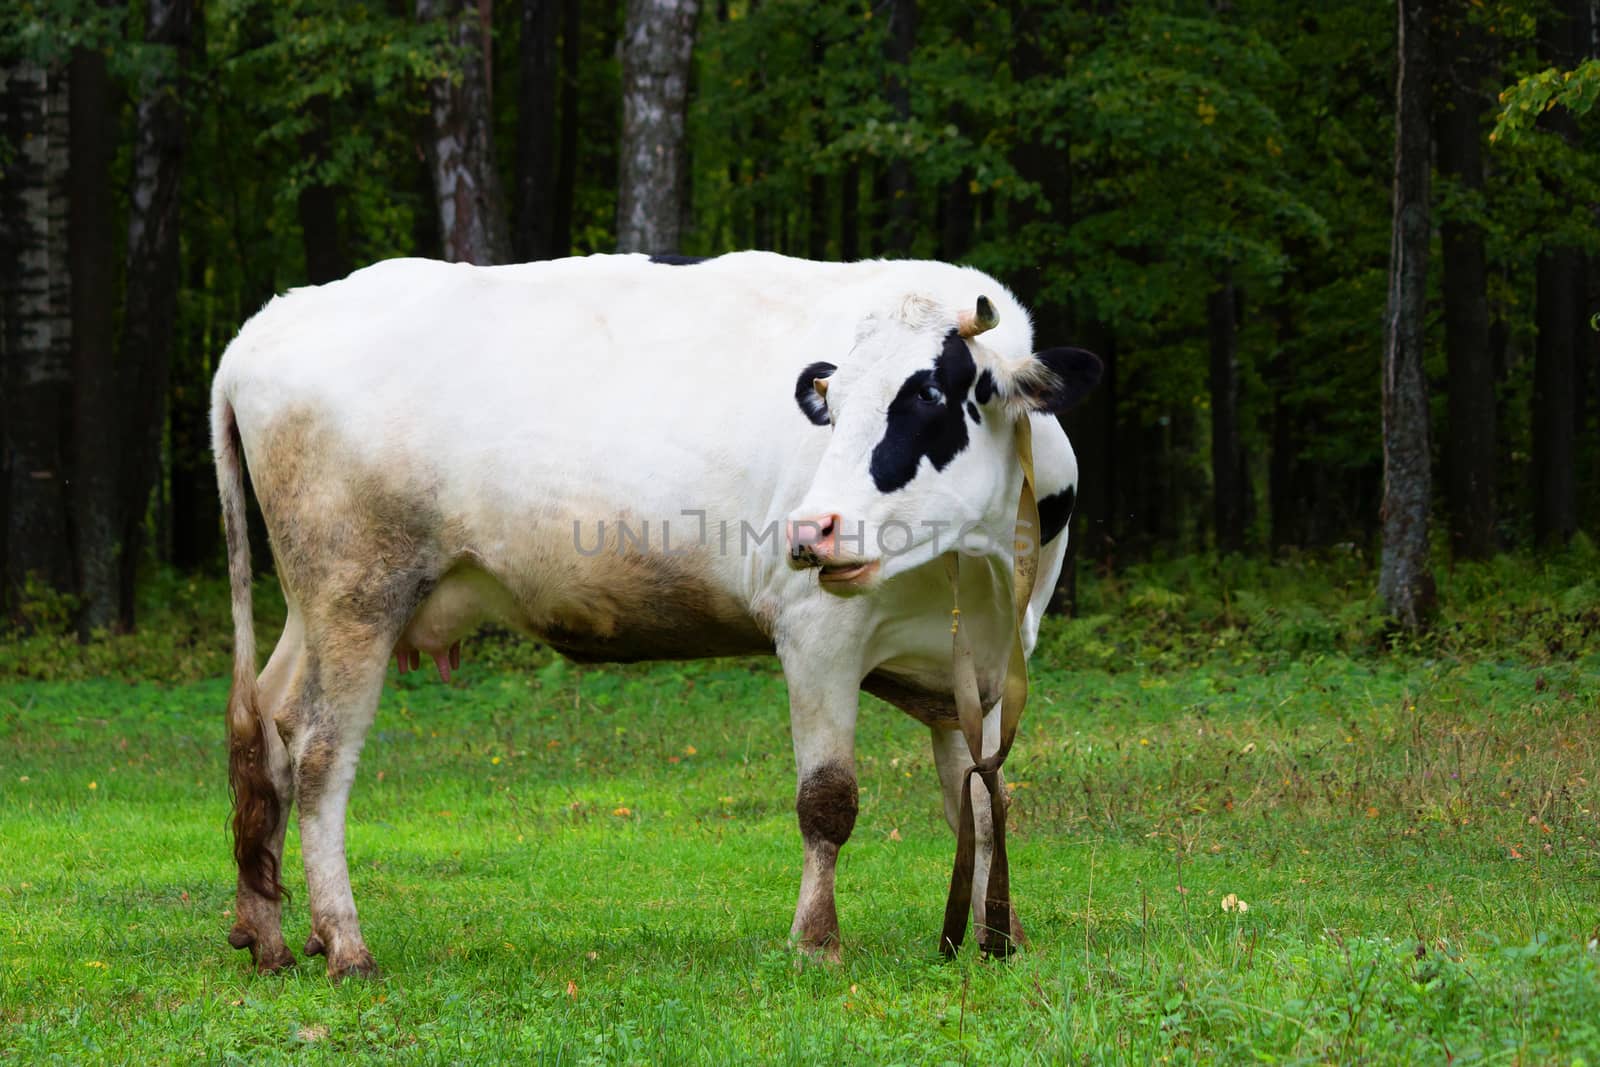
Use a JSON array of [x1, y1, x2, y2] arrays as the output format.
[[784, 675, 860, 960], [286, 638, 390, 980], [931, 709, 1027, 952]]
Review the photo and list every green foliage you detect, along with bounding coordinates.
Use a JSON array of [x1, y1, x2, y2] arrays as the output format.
[[1492, 58, 1600, 145]]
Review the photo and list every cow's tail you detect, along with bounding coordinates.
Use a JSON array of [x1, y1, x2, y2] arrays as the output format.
[[214, 396, 283, 902]]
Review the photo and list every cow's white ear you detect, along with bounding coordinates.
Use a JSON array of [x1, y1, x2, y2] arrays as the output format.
[[1004, 347, 1102, 416]]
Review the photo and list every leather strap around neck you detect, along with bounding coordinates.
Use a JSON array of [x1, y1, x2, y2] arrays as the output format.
[[939, 417, 1040, 958]]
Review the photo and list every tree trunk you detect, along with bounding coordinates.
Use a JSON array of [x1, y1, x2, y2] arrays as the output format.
[[550, 0, 580, 256], [1534, 253, 1579, 545], [515, 0, 558, 259], [615, 0, 699, 253], [297, 95, 350, 285], [1208, 273, 1246, 555], [119, 0, 194, 628], [1, 61, 74, 619], [880, 0, 917, 256], [939, 172, 974, 262], [420, 0, 513, 264], [170, 243, 218, 572], [1268, 304, 1300, 552], [69, 41, 122, 636], [1532, 0, 1586, 546], [1378, 0, 1436, 630], [840, 164, 860, 261], [807, 172, 828, 260], [1434, 38, 1496, 559]]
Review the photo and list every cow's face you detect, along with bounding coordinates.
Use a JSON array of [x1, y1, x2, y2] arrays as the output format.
[[787, 296, 1101, 594]]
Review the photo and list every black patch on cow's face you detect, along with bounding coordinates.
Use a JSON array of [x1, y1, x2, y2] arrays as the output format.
[[974, 369, 997, 405], [868, 331, 977, 493], [648, 253, 714, 266], [966, 401, 981, 423], [794, 362, 837, 426], [1037, 485, 1075, 545]]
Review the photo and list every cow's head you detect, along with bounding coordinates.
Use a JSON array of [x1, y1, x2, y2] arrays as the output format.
[[786, 294, 1101, 594]]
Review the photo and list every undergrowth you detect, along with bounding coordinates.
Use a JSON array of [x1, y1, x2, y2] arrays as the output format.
[[3, 539, 1596, 684]]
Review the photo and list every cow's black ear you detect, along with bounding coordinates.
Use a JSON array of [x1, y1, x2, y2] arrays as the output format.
[[1019, 347, 1102, 415], [794, 362, 837, 426]]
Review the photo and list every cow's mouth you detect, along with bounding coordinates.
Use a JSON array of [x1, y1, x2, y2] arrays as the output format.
[[818, 560, 881, 589]]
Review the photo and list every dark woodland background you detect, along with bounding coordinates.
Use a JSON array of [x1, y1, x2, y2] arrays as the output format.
[[1, 0, 1597, 641]]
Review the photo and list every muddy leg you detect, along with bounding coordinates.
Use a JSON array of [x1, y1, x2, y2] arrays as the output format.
[[286, 637, 390, 980], [229, 615, 305, 973], [784, 674, 860, 960], [931, 711, 1027, 951]]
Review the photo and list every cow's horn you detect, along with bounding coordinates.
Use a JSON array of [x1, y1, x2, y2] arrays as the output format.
[[957, 296, 999, 338], [814, 376, 829, 398]]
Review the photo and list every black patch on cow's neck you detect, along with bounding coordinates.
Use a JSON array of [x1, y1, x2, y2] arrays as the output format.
[[648, 253, 713, 266], [974, 369, 997, 406], [1037, 485, 1075, 545], [794, 362, 837, 426], [869, 330, 977, 493]]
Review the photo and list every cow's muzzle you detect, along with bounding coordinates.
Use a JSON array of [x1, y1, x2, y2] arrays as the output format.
[[787, 513, 882, 589]]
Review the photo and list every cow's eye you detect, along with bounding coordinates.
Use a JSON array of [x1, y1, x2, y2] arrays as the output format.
[[918, 383, 944, 405]]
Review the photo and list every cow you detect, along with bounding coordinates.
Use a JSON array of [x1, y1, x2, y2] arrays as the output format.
[[212, 251, 1100, 978]]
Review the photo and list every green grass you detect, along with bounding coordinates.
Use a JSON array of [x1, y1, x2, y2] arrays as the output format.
[[2, 553, 1599, 1063]]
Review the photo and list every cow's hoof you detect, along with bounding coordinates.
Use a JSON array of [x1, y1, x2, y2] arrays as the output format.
[[326, 949, 377, 981], [228, 923, 295, 974], [790, 937, 842, 965], [978, 916, 1028, 959], [254, 943, 296, 974]]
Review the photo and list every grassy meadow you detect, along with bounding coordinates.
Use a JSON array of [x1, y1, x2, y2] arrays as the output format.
[[2, 548, 1599, 1064]]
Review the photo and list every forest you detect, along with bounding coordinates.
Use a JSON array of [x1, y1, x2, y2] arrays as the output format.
[[2, 0, 1598, 639]]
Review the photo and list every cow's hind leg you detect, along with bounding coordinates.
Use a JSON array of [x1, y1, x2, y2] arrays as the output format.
[[783, 670, 860, 960], [932, 714, 1027, 953], [229, 615, 305, 973], [281, 629, 393, 980]]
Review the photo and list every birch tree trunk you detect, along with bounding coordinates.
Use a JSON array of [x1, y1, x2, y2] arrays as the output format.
[[615, 0, 698, 254], [119, 0, 193, 628], [1, 61, 74, 619], [1378, 0, 1437, 630], [420, 0, 512, 265]]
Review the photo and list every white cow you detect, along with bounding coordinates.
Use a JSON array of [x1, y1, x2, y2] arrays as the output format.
[[212, 252, 1100, 977]]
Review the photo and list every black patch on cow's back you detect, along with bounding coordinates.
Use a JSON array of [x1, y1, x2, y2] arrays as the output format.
[[869, 330, 977, 493], [794, 362, 837, 426], [648, 253, 713, 266], [1037, 485, 1075, 545]]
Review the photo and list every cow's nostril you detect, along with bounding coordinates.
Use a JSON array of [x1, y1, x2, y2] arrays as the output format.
[[818, 515, 836, 539]]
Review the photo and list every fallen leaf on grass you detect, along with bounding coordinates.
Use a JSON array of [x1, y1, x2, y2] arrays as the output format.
[[566, 980, 578, 999], [612, 807, 632, 817]]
